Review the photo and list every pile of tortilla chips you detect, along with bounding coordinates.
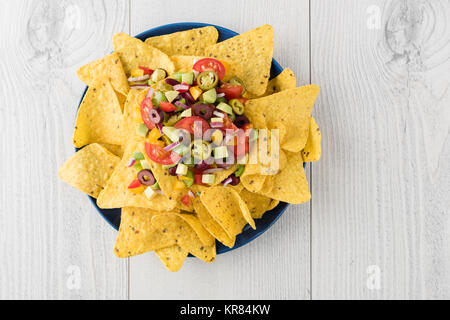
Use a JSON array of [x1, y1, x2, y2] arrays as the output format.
[[59, 25, 322, 272]]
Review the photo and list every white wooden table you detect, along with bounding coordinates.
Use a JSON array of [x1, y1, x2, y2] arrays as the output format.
[[1, 0, 449, 300]]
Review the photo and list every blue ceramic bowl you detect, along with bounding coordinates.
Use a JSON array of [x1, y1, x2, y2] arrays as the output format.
[[78, 22, 292, 255]]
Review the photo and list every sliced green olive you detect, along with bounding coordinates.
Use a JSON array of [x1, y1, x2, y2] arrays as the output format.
[[229, 99, 245, 115], [156, 82, 173, 93], [190, 140, 212, 161], [198, 71, 219, 91], [229, 76, 246, 94], [165, 114, 181, 127]]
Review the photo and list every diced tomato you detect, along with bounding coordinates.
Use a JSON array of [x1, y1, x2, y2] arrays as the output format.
[[159, 101, 177, 112], [237, 97, 248, 105], [128, 179, 142, 189], [140, 97, 155, 130], [221, 114, 238, 133], [139, 66, 154, 76], [128, 179, 145, 194], [175, 116, 210, 135], [242, 123, 254, 135], [217, 83, 243, 100], [181, 194, 191, 207], [234, 130, 249, 158], [194, 174, 205, 186], [145, 143, 181, 165], [193, 58, 226, 80]]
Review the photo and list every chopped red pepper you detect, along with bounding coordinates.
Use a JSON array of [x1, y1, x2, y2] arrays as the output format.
[[139, 66, 154, 76], [181, 194, 191, 207]]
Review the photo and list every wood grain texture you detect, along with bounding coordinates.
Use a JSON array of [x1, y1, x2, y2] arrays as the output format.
[[311, 0, 450, 299], [128, 0, 311, 300], [0, 0, 129, 299]]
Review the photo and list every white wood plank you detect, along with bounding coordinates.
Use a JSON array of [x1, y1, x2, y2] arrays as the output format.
[[129, 0, 311, 300], [0, 0, 130, 299], [311, 0, 450, 299]]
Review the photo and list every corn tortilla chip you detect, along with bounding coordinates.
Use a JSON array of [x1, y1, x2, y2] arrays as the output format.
[[243, 68, 297, 99], [267, 199, 280, 211], [143, 150, 188, 202], [145, 27, 219, 56], [260, 151, 311, 204], [200, 187, 255, 239], [177, 213, 215, 247], [265, 68, 297, 96], [97, 137, 177, 210], [171, 55, 204, 72], [123, 88, 148, 142], [155, 245, 189, 272], [58, 144, 120, 198], [77, 52, 129, 97], [302, 117, 322, 162], [239, 189, 274, 219], [100, 143, 124, 158], [73, 81, 124, 148], [114, 208, 176, 258], [192, 198, 235, 248], [246, 85, 320, 153], [205, 25, 274, 96], [113, 33, 175, 76], [151, 214, 216, 263]]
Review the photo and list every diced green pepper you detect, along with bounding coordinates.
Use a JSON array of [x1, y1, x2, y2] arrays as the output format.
[[203, 89, 217, 104], [165, 90, 180, 103], [183, 170, 195, 188], [132, 152, 145, 160], [216, 102, 233, 115], [153, 91, 167, 107], [182, 72, 195, 85], [235, 165, 245, 177], [136, 124, 149, 138], [151, 182, 160, 190], [141, 160, 151, 170], [171, 72, 183, 83]]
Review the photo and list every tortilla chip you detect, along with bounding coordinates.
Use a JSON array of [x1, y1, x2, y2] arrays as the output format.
[[239, 189, 274, 219], [241, 130, 285, 192], [302, 117, 322, 162], [267, 199, 280, 211], [243, 68, 297, 99], [145, 27, 218, 56], [171, 55, 204, 72], [114, 208, 176, 258], [265, 68, 297, 95], [73, 81, 125, 148], [100, 143, 124, 158], [97, 137, 177, 210], [212, 165, 239, 186], [260, 151, 311, 204], [151, 213, 216, 263], [123, 88, 148, 141], [113, 33, 175, 76], [193, 198, 235, 248], [246, 85, 320, 153], [155, 245, 189, 272], [143, 153, 187, 201], [177, 213, 215, 247], [205, 25, 274, 96], [77, 52, 129, 97], [58, 144, 120, 198], [200, 187, 255, 239]]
